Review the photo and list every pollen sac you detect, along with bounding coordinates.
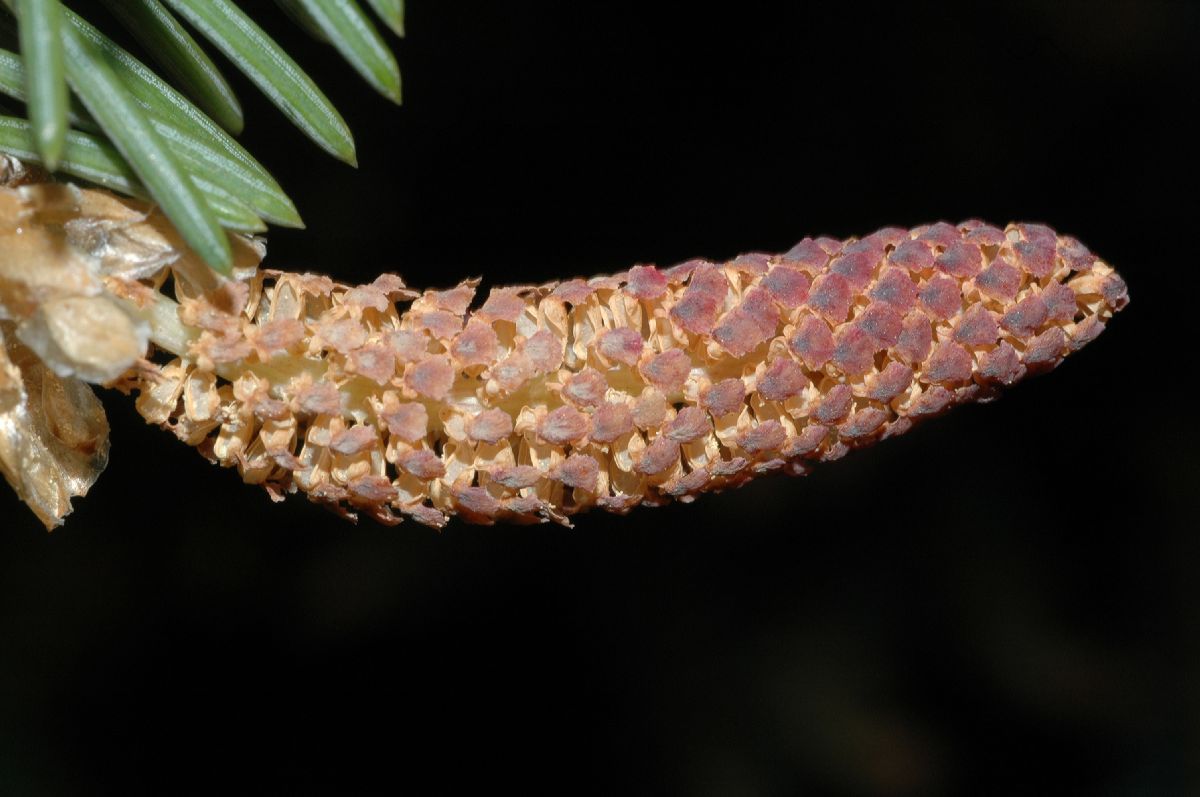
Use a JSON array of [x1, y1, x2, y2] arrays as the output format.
[[953, 305, 999, 346], [555, 453, 600, 491], [597, 328, 644, 366], [975, 257, 1023, 302], [590, 401, 634, 443], [789, 315, 835, 370], [758, 357, 808, 402], [808, 273, 853, 323], [868, 267, 918, 312], [832, 325, 877, 377], [477, 288, 526, 323], [919, 274, 962, 320], [112, 204, 1125, 529], [737, 419, 787, 455], [640, 348, 691, 393], [782, 239, 829, 271], [934, 242, 982, 279], [524, 329, 563, 374], [701, 378, 746, 417], [635, 435, 679, 476], [855, 303, 904, 348], [539, 405, 588, 445], [406, 357, 455, 400], [451, 320, 499, 368], [889, 239, 934, 272], [1001, 295, 1049, 337], [467, 408, 514, 445], [761, 265, 810, 308], [562, 368, 608, 408], [1015, 239, 1056, 279], [670, 264, 728, 335], [378, 397, 427, 442], [665, 406, 711, 443], [712, 288, 780, 357], [625, 265, 668, 300]]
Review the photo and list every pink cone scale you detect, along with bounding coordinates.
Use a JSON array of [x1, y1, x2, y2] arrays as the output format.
[[128, 220, 1128, 528]]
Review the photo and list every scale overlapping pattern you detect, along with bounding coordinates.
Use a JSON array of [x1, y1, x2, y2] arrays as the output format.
[[132, 220, 1128, 527]]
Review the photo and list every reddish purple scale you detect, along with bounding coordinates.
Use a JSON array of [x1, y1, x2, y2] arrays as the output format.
[[953, 304, 1000, 346], [808, 273, 854, 323], [1014, 240, 1056, 279], [451, 320, 500, 367], [868, 267, 919, 312], [551, 279, 594, 306], [641, 348, 691, 393], [539, 406, 589, 445], [961, 221, 1006, 246], [387, 329, 428, 363], [978, 342, 1022, 384], [789, 315, 835, 370], [406, 357, 455, 400], [761, 265, 811, 308], [1000, 294, 1049, 336], [855, 303, 904, 347], [783, 424, 828, 458], [841, 408, 889, 439], [865, 361, 913, 403], [491, 465, 544, 490], [636, 436, 679, 476], [935, 241, 983, 279], [665, 407, 712, 443], [1024, 327, 1067, 367], [562, 368, 608, 408], [670, 264, 728, 335], [597, 328, 645, 366], [555, 454, 600, 491], [590, 402, 634, 443], [889, 239, 934, 272], [925, 342, 974, 385], [731, 253, 771, 276], [701, 378, 746, 417], [467, 408, 514, 445], [894, 313, 933, 364], [478, 289, 526, 323], [975, 258, 1023, 302], [918, 274, 962, 320], [815, 384, 854, 424], [832, 325, 877, 376], [758, 357, 808, 402], [379, 401, 427, 442], [524, 329, 563, 373], [625, 265, 669, 300], [737, 420, 787, 454], [830, 249, 879, 291], [917, 222, 961, 248], [781, 239, 829, 272], [417, 310, 462, 341], [1041, 282, 1078, 323], [399, 449, 446, 480]]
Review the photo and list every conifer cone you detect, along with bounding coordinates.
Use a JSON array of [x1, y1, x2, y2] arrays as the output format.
[[127, 218, 1129, 527]]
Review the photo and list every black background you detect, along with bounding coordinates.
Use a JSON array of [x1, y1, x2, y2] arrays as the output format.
[[3, 1, 1198, 794]]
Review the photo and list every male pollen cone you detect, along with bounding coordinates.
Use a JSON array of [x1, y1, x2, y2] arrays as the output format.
[[128, 218, 1128, 528]]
